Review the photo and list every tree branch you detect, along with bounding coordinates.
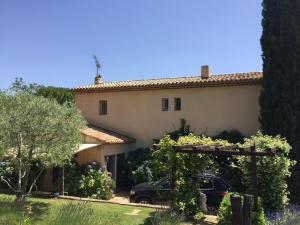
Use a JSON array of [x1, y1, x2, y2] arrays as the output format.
[[27, 169, 44, 194], [0, 176, 16, 193], [17, 133, 23, 191]]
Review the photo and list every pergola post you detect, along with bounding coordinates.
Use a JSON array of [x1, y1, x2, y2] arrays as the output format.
[[171, 146, 177, 209], [250, 145, 258, 210]]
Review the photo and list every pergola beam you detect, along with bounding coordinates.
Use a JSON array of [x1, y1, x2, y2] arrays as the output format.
[[173, 145, 276, 156]]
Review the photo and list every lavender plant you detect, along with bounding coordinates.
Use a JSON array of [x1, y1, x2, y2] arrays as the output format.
[[266, 205, 300, 225]]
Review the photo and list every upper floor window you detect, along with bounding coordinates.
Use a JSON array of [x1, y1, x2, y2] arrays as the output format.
[[162, 98, 169, 111], [99, 100, 107, 115], [174, 98, 181, 111]]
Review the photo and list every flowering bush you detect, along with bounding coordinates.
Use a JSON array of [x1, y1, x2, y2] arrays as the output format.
[[79, 161, 115, 200], [131, 162, 153, 184]]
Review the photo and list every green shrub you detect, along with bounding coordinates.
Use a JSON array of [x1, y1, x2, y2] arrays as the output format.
[[168, 118, 191, 141], [79, 161, 115, 200], [238, 132, 295, 211], [64, 160, 83, 196], [217, 193, 232, 225], [218, 193, 267, 225]]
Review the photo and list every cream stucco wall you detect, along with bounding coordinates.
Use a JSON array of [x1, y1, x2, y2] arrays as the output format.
[[75, 85, 261, 148], [76, 146, 103, 165], [76, 143, 135, 165]]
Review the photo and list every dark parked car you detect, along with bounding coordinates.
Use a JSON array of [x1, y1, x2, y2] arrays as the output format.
[[129, 175, 230, 214]]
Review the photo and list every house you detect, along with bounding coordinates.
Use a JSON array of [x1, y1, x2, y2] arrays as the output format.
[[71, 65, 262, 187]]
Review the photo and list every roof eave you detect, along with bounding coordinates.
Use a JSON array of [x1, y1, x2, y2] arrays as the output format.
[[73, 79, 262, 94]]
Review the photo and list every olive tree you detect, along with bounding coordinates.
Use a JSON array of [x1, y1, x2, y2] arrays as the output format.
[[0, 92, 86, 201]]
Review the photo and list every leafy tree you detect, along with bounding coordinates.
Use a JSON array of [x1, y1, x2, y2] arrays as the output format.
[[9, 77, 40, 94], [0, 92, 86, 201], [260, 0, 300, 202], [35, 86, 74, 104], [9, 77, 74, 104]]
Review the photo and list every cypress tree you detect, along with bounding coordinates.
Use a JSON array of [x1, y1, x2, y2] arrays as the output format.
[[260, 0, 300, 202]]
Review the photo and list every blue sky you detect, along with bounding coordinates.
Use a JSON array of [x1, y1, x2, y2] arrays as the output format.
[[0, 0, 263, 89]]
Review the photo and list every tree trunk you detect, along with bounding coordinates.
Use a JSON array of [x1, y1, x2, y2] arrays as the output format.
[[16, 133, 24, 203], [22, 171, 29, 194], [61, 165, 65, 196], [22, 147, 33, 194], [28, 169, 44, 194]]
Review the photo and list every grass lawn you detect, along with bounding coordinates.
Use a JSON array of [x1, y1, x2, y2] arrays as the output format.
[[0, 193, 155, 225], [0, 194, 217, 225]]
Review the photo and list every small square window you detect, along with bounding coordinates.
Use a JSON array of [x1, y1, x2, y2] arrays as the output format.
[[99, 100, 107, 115], [162, 98, 169, 111], [174, 98, 181, 111]]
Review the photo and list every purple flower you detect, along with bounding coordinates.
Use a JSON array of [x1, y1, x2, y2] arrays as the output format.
[[266, 204, 300, 225], [92, 161, 97, 166], [107, 172, 112, 177]]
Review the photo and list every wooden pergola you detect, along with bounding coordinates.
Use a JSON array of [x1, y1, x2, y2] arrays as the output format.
[[170, 143, 277, 210]]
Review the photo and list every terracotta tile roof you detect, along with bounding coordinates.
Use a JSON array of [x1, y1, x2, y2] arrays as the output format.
[[81, 125, 135, 144], [73, 72, 262, 93]]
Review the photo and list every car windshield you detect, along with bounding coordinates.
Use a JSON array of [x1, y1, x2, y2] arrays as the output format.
[[154, 177, 169, 186], [152, 176, 229, 191]]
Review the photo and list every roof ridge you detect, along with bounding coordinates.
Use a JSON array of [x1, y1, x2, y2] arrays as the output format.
[[74, 71, 263, 92], [90, 71, 263, 85]]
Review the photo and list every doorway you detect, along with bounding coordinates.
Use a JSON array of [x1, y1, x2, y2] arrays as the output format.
[[106, 153, 127, 190], [106, 155, 116, 181]]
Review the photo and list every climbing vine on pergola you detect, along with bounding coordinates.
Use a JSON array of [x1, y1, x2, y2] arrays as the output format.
[[170, 143, 277, 210]]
